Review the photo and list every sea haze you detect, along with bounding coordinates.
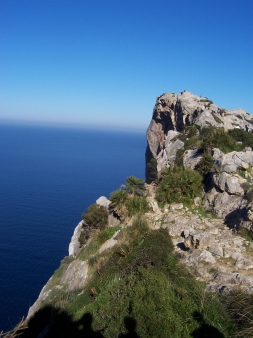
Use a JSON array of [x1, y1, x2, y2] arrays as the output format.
[[0, 124, 146, 331]]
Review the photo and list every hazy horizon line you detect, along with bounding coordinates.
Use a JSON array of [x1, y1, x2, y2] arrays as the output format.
[[0, 118, 147, 134]]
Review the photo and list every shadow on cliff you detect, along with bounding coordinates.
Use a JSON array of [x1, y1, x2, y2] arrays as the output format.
[[19, 307, 140, 338], [19, 305, 104, 338], [191, 311, 224, 338], [224, 206, 248, 230]]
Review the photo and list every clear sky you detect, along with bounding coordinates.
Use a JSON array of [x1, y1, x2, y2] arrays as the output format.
[[0, 0, 252, 131]]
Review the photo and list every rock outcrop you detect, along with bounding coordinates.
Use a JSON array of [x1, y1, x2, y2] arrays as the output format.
[[146, 90, 253, 182], [27, 91, 253, 327], [145, 199, 253, 293], [146, 90, 253, 227]]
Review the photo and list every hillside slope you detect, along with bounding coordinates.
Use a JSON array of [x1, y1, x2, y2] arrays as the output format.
[[6, 91, 253, 338]]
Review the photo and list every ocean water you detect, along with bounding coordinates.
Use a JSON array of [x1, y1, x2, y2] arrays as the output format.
[[0, 124, 146, 331]]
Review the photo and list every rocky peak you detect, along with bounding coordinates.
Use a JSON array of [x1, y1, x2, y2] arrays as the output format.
[[146, 90, 253, 182]]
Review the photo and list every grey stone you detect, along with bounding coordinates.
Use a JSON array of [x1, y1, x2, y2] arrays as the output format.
[[60, 259, 88, 291], [183, 148, 202, 170], [96, 196, 111, 209], [68, 220, 84, 256]]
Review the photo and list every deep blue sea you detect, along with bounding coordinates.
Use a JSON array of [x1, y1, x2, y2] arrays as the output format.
[[0, 124, 146, 331]]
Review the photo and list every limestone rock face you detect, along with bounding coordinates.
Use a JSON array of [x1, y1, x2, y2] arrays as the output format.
[[96, 196, 111, 209], [146, 91, 253, 225], [156, 130, 184, 175], [68, 220, 84, 256], [146, 91, 252, 182], [183, 148, 202, 170], [60, 259, 88, 291]]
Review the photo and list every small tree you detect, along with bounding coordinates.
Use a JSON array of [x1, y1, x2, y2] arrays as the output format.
[[82, 204, 108, 231], [110, 189, 129, 219], [122, 176, 145, 196], [147, 158, 158, 183]]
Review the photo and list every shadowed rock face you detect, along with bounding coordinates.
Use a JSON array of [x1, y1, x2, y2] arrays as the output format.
[[145, 90, 253, 182]]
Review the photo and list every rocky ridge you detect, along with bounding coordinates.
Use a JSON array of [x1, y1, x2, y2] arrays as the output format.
[[27, 91, 253, 323], [145, 193, 253, 294], [146, 90, 253, 180]]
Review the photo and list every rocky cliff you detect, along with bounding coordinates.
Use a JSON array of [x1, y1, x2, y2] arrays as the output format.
[[146, 90, 253, 182], [15, 91, 253, 337], [146, 90, 253, 227]]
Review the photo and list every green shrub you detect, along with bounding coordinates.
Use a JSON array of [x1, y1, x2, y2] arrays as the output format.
[[156, 166, 203, 205], [122, 176, 146, 196], [60, 224, 234, 337], [211, 112, 223, 124], [228, 128, 253, 149], [196, 153, 214, 176], [201, 127, 237, 153], [110, 189, 129, 219], [82, 204, 108, 231], [147, 158, 158, 182], [110, 177, 149, 219], [126, 196, 151, 216]]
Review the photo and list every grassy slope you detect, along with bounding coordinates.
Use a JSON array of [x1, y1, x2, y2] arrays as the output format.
[[22, 217, 234, 338]]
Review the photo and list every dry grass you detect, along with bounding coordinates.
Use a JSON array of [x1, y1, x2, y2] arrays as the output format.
[[0, 318, 27, 338]]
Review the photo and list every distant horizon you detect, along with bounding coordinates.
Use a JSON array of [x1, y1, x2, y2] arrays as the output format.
[[0, 117, 147, 134], [1, 1, 253, 130]]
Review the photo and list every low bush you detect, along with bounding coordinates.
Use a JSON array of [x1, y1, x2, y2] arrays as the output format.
[[201, 127, 238, 153], [37, 217, 234, 337], [82, 204, 108, 231], [156, 166, 203, 205], [196, 153, 214, 176], [147, 158, 158, 182], [126, 196, 151, 216], [228, 128, 253, 149]]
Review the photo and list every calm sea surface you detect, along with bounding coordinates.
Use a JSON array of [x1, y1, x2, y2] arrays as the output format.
[[0, 124, 146, 331]]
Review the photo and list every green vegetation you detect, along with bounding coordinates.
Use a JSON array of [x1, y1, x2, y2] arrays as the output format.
[[228, 128, 253, 149], [211, 112, 223, 124], [82, 204, 108, 231], [13, 123, 253, 337], [122, 176, 146, 196], [224, 289, 253, 337], [23, 217, 235, 337], [174, 125, 250, 167], [110, 176, 150, 219], [156, 166, 203, 205], [201, 127, 238, 153], [78, 226, 121, 262], [50, 256, 75, 287], [237, 227, 253, 242], [147, 158, 158, 182], [110, 189, 129, 219], [79, 204, 109, 246], [196, 153, 214, 176]]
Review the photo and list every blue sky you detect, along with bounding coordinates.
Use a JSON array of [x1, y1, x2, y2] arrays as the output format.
[[0, 0, 252, 131]]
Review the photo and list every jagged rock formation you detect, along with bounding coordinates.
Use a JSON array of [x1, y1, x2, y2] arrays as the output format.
[[25, 92, 253, 336], [146, 90, 253, 226], [146, 90, 253, 182], [145, 195, 253, 293]]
